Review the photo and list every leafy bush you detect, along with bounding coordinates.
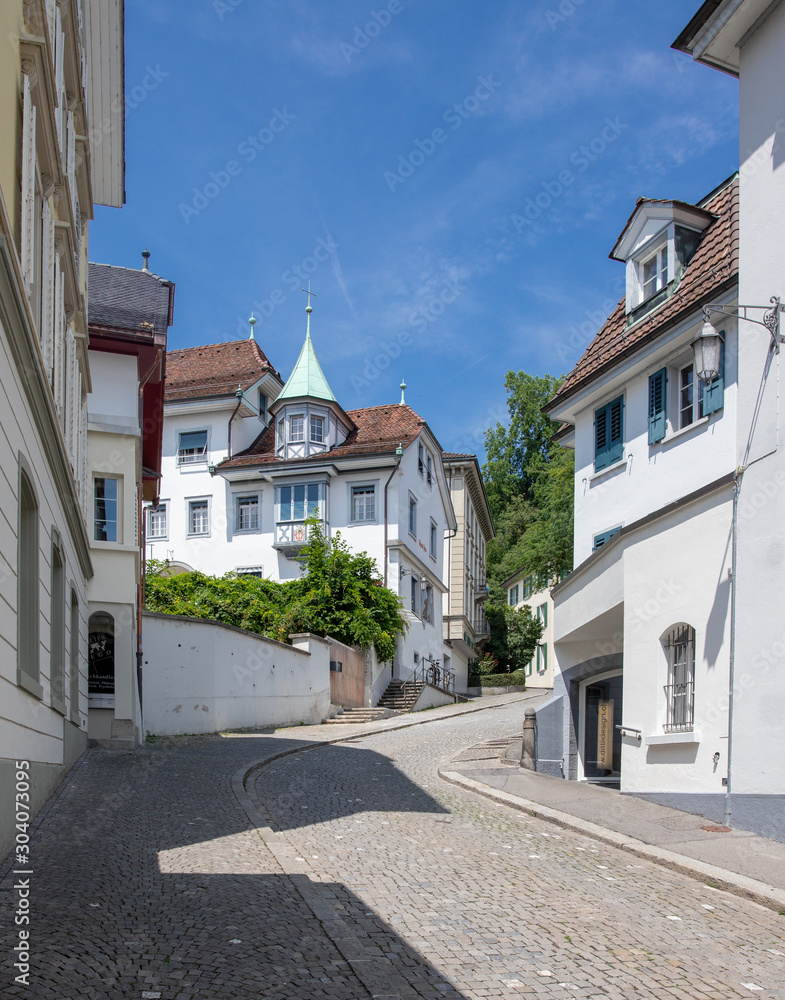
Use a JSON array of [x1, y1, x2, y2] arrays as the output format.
[[479, 670, 527, 687], [145, 522, 407, 661]]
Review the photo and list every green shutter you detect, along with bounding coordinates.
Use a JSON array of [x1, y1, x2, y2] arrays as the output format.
[[595, 396, 624, 470], [703, 337, 725, 415], [648, 368, 667, 444]]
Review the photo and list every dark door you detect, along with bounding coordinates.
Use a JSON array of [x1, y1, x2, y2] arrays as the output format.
[[583, 673, 622, 786]]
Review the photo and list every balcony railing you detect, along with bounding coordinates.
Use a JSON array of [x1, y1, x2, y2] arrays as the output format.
[[274, 519, 327, 555], [473, 618, 490, 635]]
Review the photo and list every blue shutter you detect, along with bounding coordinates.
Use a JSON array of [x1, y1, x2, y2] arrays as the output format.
[[593, 526, 621, 551], [703, 337, 725, 416], [648, 368, 667, 444], [594, 404, 609, 470]]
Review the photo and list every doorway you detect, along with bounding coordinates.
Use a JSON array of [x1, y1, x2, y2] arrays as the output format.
[[579, 670, 622, 787]]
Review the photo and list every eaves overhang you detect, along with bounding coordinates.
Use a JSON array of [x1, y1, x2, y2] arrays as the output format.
[[672, 0, 778, 76]]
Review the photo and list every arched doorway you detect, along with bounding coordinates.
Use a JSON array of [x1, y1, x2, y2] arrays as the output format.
[[578, 669, 623, 787]]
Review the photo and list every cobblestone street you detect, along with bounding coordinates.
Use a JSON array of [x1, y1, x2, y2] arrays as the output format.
[[2, 700, 785, 998]]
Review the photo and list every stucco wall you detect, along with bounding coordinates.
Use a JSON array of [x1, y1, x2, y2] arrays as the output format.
[[142, 613, 331, 734]]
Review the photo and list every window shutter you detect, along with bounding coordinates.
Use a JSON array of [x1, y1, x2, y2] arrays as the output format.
[[21, 75, 37, 294], [608, 397, 624, 464], [703, 338, 725, 415], [594, 404, 609, 470], [648, 368, 667, 444]]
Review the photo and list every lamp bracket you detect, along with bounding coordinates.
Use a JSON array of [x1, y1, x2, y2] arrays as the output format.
[[702, 297, 784, 353]]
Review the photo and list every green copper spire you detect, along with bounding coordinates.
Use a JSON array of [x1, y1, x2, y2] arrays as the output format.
[[277, 289, 337, 403]]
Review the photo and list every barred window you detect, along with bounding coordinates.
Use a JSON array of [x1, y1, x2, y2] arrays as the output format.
[[663, 624, 695, 733]]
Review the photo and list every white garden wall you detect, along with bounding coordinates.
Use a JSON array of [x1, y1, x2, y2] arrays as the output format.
[[142, 612, 331, 735]]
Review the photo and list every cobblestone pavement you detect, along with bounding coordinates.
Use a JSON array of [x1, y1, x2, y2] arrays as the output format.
[[1, 701, 784, 999]]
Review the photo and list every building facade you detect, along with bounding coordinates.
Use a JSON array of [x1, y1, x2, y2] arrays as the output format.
[[536, 175, 743, 815], [442, 454, 494, 691], [86, 260, 174, 747], [0, 0, 124, 857], [671, 0, 785, 839], [148, 307, 460, 699], [504, 570, 555, 688]]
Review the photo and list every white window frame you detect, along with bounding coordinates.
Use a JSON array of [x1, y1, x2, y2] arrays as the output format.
[[662, 624, 695, 734], [408, 493, 417, 538], [289, 414, 305, 443], [234, 492, 261, 534], [429, 518, 438, 559], [310, 414, 325, 444], [349, 482, 377, 524], [640, 243, 668, 302], [186, 497, 211, 538], [93, 475, 121, 543], [146, 501, 168, 541], [177, 429, 209, 466]]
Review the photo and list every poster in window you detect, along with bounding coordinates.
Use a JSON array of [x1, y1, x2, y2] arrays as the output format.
[[88, 631, 115, 695], [597, 698, 613, 771]]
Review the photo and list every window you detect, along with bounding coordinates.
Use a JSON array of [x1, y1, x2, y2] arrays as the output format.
[[408, 494, 417, 537], [522, 575, 534, 600], [277, 418, 285, 448], [236, 566, 263, 577], [94, 477, 119, 542], [310, 415, 325, 443], [508, 584, 519, 606], [641, 244, 668, 301], [147, 503, 168, 540], [259, 391, 267, 419], [423, 583, 434, 624], [177, 430, 207, 465], [426, 452, 433, 486], [278, 483, 323, 521], [663, 624, 695, 732], [18, 468, 40, 691], [235, 494, 260, 533], [418, 442, 425, 477], [351, 485, 376, 522], [429, 519, 438, 559], [290, 415, 305, 443], [537, 602, 548, 627], [648, 367, 667, 444], [593, 527, 621, 551], [537, 643, 548, 673], [188, 499, 209, 536], [410, 575, 419, 616], [679, 364, 705, 429], [594, 396, 624, 472], [69, 590, 79, 724], [50, 537, 65, 712]]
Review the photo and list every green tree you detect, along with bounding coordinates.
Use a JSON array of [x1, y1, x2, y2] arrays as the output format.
[[483, 370, 574, 586], [484, 603, 543, 673]]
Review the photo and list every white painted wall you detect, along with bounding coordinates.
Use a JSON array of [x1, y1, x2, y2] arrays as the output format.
[[142, 613, 331, 734], [733, 5, 785, 798], [87, 352, 139, 423]]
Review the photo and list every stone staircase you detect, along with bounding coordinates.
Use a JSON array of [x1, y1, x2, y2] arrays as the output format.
[[323, 706, 398, 725], [376, 678, 424, 713]]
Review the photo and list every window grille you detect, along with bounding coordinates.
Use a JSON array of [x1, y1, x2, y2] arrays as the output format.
[[663, 624, 695, 732]]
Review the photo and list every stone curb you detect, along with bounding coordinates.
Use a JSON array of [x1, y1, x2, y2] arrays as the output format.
[[438, 768, 785, 915]]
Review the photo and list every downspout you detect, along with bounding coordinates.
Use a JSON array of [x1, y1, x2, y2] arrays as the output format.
[[383, 443, 404, 588], [137, 348, 163, 738], [724, 469, 741, 829], [227, 386, 244, 459]]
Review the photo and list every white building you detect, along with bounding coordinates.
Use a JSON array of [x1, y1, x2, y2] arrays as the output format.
[[148, 305, 459, 698], [442, 454, 495, 691], [536, 175, 744, 815], [86, 260, 174, 748], [504, 570, 555, 688], [0, 0, 124, 858], [671, 0, 785, 841]]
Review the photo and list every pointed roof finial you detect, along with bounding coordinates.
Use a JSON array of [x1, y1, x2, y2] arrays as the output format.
[[302, 283, 317, 338], [141, 247, 151, 271], [400, 377, 407, 406], [249, 313, 257, 340]]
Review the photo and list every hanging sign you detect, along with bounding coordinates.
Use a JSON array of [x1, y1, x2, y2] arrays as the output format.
[[597, 698, 614, 770]]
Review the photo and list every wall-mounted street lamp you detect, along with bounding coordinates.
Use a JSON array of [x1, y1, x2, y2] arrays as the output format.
[[694, 297, 784, 383]]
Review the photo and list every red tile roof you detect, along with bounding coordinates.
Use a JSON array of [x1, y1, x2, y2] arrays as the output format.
[[219, 403, 430, 469], [165, 340, 281, 402], [546, 175, 738, 412]]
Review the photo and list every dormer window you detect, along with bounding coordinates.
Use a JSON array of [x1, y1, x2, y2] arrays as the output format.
[[310, 415, 325, 443], [290, 415, 304, 443], [641, 244, 668, 302]]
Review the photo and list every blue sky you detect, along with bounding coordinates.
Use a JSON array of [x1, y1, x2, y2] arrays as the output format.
[[90, 0, 740, 460]]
